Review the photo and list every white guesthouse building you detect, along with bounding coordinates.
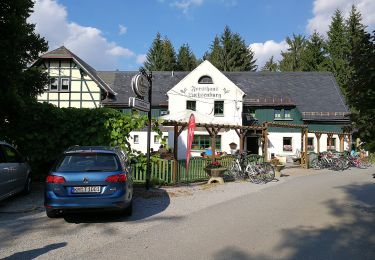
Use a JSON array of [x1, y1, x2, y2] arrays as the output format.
[[34, 46, 351, 160]]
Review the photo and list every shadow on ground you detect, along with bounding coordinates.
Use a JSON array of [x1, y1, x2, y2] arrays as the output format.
[[212, 173, 375, 259], [273, 182, 375, 259], [62, 187, 171, 224], [0, 185, 171, 249], [2, 242, 67, 260]]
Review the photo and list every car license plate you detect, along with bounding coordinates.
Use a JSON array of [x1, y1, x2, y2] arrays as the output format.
[[72, 186, 101, 193]]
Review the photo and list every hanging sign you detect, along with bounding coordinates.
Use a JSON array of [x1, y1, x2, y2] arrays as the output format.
[[129, 97, 150, 112], [186, 114, 196, 173], [131, 73, 149, 98]]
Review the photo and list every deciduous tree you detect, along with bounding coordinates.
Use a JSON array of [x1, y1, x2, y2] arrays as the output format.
[[0, 0, 48, 125]]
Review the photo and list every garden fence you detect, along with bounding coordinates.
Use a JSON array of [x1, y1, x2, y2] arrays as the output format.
[[131, 154, 263, 184]]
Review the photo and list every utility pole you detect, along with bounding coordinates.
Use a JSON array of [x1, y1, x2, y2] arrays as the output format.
[[140, 68, 152, 190]]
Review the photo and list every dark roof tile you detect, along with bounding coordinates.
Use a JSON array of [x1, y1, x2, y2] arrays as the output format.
[[98, 71, 349, 121]]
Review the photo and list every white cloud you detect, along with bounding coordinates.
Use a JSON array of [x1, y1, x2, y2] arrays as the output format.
[[136, 54, 147, 64], [107, 46, 134, 57], [119, 24, 127, 35], [171, 0, 204, 14], [307, 0, 375, 34], [28, 0, 136, 70], [249, 40, 288, 69]]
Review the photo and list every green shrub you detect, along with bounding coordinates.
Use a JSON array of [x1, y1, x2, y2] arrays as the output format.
[[0, 101, 160, 180]]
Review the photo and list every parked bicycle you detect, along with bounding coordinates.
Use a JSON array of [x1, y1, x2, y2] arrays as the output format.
[[246, 162, 275, 184], [310, 151, 344, 171], [228, 152, 248, 180], [228, 153, 275, 184]]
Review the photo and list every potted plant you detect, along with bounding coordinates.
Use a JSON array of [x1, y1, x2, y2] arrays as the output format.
[[204, 161, 227, 178], [270, 158, 285, 178]]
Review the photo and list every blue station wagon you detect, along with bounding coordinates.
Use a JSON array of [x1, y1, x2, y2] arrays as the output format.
[[44, 146, 133, 218]]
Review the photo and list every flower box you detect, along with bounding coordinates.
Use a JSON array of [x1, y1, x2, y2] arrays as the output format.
[[283, 145, 293, 152], [204, 167, 227, 177]]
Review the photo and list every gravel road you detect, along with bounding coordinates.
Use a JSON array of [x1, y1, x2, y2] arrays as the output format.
[[0, 167, 374, 259]]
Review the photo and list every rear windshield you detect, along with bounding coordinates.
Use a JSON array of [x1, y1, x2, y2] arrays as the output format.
[[54, 153, 121, 172]]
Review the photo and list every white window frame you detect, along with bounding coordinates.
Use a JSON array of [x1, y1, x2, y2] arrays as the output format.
[[134, 135, 139, 144], [50, 77, 58, 91], [283, 137, 293, 152], [60, 78, 70, 91]]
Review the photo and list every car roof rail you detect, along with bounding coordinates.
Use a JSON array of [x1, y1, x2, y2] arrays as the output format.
[[66, 145, 80, 151]]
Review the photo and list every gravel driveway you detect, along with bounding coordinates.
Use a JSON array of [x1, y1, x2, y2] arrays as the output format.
[[0, 166, 373, 259]]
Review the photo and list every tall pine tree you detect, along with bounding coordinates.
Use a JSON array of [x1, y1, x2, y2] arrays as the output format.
[[176, 43, 197, 71], [279, 34, 306, 71], [161, 37, 177, 71], [300, 31, 328, 71], [205, 26, 257, 71], [325, 9, 350, 94], [144, 32, 164, 71], [203, 36, 222, 68], [261, 56, 278, 71], [346, 5, 367, 66], [347, 30, 375, 151]]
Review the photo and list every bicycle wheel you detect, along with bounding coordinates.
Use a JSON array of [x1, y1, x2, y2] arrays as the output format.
[[342, 158, 350, 170], [331, 159, 344, 171], [229, 162, 242, 180], [356, 160, 367, 169], [261, 163, 275, 183], [246, 165, 263, 184], [310, 158, 321, 170]]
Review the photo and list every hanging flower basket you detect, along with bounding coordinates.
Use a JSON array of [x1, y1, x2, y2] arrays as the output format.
[[229, 142, 238, 150]]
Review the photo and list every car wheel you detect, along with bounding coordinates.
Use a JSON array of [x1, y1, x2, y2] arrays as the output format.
[[122, 201, 133, 216], [23, 174, 32, 194], [46, 208, 62, 218]]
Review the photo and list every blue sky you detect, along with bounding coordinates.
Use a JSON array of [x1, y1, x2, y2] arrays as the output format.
[[29, 0, 375, 70]]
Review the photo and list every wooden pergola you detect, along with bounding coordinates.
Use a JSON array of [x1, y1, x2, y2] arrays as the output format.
[[309, 130, 351, 154], [265, 122, 309, 168], [162, 120, 351, 177], [162, 120, 265, 181], [264, 122, 351, 168]]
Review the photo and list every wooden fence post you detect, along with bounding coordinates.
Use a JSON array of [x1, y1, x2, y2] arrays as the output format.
[[315, 133, 322, 154], [339, 134, 345, 152]]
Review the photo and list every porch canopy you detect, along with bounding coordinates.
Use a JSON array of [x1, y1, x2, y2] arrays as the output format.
[[160, 113, 265, 181], [160, 116, 350, 176], [265, 122, 351, 168], [160, 110, 264, 159]]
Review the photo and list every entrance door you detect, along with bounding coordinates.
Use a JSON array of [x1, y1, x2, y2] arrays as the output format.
[[246, 137, 259, 155]]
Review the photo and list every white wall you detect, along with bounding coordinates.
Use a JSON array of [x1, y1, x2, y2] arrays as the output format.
[[166, 128, 241, 160], [167, 60, 245, 125], [129, 131, 169, 153], [266, 132, 349, 160]]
